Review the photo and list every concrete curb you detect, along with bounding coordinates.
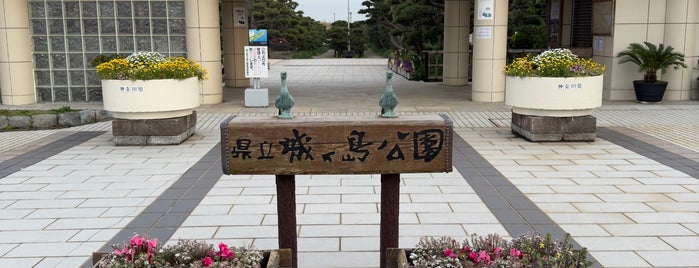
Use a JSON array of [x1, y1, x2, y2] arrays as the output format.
[[0, 109, 112, 131]]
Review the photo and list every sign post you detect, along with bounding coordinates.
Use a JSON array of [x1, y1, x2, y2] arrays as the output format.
[[244, 29, 269, 107]]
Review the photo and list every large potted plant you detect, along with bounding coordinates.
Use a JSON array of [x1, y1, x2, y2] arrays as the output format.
[[96, 51, 207, 145], [503, 48, 606, 141], [616, 42, 688, 103]]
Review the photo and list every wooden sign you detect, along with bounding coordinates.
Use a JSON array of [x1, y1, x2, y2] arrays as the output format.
[[221, 114, 453, 175]]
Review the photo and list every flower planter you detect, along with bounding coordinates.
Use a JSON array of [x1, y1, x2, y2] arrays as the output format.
[[92, 249, 292, 268], [633, 80, 668, 103], [101, 77, 200, 120], [101, 77, 201, 145], [505, 75, 603, 142]]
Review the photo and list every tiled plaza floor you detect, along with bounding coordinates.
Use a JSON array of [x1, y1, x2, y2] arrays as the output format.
[[1, 58, 698, 267]]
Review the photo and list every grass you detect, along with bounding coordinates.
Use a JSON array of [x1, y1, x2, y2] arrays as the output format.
[[0, 106, 79, 117]]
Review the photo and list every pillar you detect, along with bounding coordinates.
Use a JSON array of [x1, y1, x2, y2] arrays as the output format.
[[185, 0, 223, 104], [0, 0, 35, 105], [222, 0, 250, 88], [661, 0, 696, 100], [471, 0, 508, 102], [443, 0, 470, 86]]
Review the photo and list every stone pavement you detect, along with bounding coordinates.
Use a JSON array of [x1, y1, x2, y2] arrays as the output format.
[[0, 58, 698, 267]]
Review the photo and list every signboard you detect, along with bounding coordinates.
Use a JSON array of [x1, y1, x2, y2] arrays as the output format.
[[234, 7, 246, 28], [249, 29, 268, 46], [244, 46, 268, 78], [221, 115, 453, 175], [475, 26, 492, 39], [478, 0, 494, 20]]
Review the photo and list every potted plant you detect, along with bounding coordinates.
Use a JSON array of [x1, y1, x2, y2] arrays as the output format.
[[95, 51, 207, 145], [616, 42, 688, 103], [96, 51, 207, 120], [503, 48, 606, 141]]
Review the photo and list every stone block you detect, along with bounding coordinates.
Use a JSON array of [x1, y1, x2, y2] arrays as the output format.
[[96, 109, 113, 121], [58, 112, 81, 127], [112, 111, 197, 146], [8, 116, 31, 129], [0, 116, 7, 129], [511, 112, 596, 142], [31, 114, 58, 129], [79, 110, 96, 124]]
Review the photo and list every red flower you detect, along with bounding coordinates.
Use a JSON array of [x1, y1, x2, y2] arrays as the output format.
[[443, 248, 456, 258], [129, 235, 144, 247], [216, 242, 234, 259], [468, 251, 477, 261], [201, 257, 212, 267]]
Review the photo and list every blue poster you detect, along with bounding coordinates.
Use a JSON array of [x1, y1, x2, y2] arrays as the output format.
[[248, 29, 268, 46]]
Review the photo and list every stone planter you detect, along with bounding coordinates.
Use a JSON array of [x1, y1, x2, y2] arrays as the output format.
[[505, 75, 603, 141], [101, 77, 201, 145]]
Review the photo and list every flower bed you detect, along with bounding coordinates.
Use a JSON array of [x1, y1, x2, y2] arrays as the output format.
[[394, 232, 591, 268], [93, 234, 292, 268]]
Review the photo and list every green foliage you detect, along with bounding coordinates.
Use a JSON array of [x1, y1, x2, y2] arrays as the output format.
[[616, 42, 688, 83], [251, 0, 325, 52], [91, 54, 126, 67], [50, 106, 77, 114], [508, 0, 548, 49]]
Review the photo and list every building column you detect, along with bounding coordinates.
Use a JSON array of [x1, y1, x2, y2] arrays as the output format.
[[0, 0, 35, 105], [662, 0, 696, 100], [222, 0, 250, 88], [471, 0, 508, 102], [185, 0, 222, 105], [443, 0, 470, 86]]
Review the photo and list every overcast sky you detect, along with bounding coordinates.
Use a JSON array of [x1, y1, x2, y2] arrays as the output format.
[[295, 0, 368, 23]]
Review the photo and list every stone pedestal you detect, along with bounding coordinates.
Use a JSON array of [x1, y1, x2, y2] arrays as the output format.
[[112, 111, 197, 146], [245, 88, 269, 107], [511, 112, 596, 142]]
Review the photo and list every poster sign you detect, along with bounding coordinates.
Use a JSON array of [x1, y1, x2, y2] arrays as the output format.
[[478, 0, 494, 20], [249, 29, 268, 46], [234, 7, 246, 28], [244, 46, 268, 78], [475, 26, 493, 39], [593, 36, 604, 51]]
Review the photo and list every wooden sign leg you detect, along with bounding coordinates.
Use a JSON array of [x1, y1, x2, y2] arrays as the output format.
[[276, 175, 297, 268], [380, 173, 400, 268]]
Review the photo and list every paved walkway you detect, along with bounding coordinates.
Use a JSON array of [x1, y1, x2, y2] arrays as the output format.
[[0, 58, 698, 267]]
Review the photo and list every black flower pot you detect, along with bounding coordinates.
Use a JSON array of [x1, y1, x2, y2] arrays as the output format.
[[633, 80, 668, 103]]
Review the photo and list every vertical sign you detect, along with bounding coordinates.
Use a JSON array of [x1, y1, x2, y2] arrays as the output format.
[[477, 0, 494, 20], [234, 7, 246, 28], [244, 46, 269, 78]]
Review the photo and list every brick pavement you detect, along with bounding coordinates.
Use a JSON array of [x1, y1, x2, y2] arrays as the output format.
[[0, 58, 698, 267]]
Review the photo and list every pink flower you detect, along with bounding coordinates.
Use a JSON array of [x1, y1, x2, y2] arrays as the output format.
[[216, 242, 234, 259], [147, 239, 157, 250], [113, 248, 123, 256], [201, 257, 212, 267], [477, 250, 491, 265], [462, 246, 471, 252], [468, 251, 477, 261], [443, 248, 456, 258], [129, 235, 144, 246], [510, 248, 521, 258], [494, 247, 501, 254]]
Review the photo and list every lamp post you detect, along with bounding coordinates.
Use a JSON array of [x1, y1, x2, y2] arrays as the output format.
[[347, 0, 351, 52]]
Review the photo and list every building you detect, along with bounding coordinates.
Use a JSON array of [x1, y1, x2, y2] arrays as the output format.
[[0, 0, 697, 105]]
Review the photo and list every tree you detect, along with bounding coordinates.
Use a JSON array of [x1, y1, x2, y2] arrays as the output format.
[[359, 0, 444, 52], [250, 0, 325, 51], [326, 21, 349, 57], [508, 0, 547, 49]]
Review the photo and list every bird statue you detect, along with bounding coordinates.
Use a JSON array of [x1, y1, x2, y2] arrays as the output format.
[[275, 71, 295, 119], [379, 71, 398, 118]]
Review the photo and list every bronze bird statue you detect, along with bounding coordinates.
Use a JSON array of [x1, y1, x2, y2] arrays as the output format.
[[275, 71, 294, 119], [379, 71, 398, 118]]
